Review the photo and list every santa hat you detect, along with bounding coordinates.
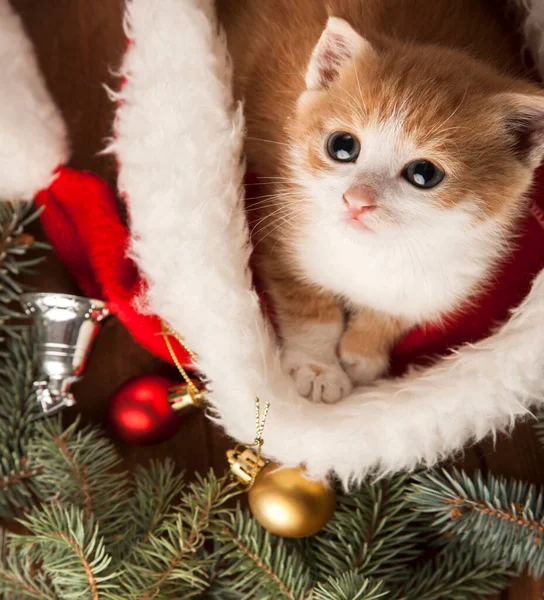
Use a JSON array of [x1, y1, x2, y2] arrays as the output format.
[[3, 0, 544, 485]]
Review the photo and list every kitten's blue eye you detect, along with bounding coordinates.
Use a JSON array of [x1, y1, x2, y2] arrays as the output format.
[[403, 160, 445, 189], [327, 132, 360, 162]]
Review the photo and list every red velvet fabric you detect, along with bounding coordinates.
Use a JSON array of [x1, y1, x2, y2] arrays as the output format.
[[36, 166, 544, 373]]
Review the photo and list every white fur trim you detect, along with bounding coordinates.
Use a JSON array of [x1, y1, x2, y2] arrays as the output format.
[[0, 0, 69, 200], [115, 0, 544, 485]]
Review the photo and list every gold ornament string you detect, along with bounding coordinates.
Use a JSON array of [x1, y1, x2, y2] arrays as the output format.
[[249, 397, 270, 487], [161, 322, 200, 399], [161, 320, 270, 487]]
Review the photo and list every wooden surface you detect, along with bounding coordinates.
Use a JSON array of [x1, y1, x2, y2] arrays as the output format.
[[10, 1, 544, 598]]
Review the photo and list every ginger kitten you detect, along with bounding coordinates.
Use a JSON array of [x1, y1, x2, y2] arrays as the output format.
[[217, 0, 544, 403]]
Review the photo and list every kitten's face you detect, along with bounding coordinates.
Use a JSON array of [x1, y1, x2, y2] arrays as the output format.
[[286, 19, 544, 241]]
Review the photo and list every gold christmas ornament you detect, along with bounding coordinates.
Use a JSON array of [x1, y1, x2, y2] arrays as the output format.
[[248, 462, 336, 538], [227, 446, 336, 538]]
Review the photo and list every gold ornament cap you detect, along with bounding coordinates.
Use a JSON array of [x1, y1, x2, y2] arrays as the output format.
[[168, 379, 206, 413], [227, 446, 266, 487], [248, 463, 336, 538]]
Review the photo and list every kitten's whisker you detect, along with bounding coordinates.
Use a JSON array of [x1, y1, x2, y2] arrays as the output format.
[[254, 213, 298, 248], [250, 204, 305, 237], [246, 136, 291, 147], [269, 216, 298, 252], [251, 205, 308, 241], [345, 91, 368, 122], [329, 88, 367, 123], [247, 191, 302, 202], [251, 205, 293, 231], [427, 85, 469, 138], [246, 199, 305, 212], [244, 181, 290, 186], [246, 193, 306, 207], [351, 57, 368, 115], [251, 202, 308, 228], [270, 220, 304, 253], [246, 201, 291, 212]]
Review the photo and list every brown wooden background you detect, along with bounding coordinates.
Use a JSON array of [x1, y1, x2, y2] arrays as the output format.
[[10, 1, 544, 598]]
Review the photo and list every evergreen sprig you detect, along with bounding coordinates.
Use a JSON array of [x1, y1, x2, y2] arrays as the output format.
[[13, 504, 121, 600], [115, 458, 185, 561], [311, 574, 387, 600], [0, 330, 44, 518], [196, 545, 246, 600], [310, 473, 421, 584], [410, 468, 544, 578], [0, 202, 47, 335], [0, 203, 50, 520], [130, 459, 186, 539], [28, 417, 129, 541], [389, 547, 512, 600], [118, 471, 240, 599], [215, 510, 312, 600], [0, 530, 57, 600]]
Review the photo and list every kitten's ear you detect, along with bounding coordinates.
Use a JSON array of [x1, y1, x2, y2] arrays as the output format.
[[305, 16, 373, 90], [500, 92, 544, 166]]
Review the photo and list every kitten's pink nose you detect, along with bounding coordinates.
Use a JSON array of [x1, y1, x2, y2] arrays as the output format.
[[343, 185, 377, 217]]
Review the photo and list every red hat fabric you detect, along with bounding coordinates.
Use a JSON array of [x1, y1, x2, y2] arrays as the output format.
[[35, 167, 191, 366]]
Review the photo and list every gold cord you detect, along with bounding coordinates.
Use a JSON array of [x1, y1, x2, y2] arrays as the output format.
[[253, 397, 269, 448], [249, 397, 270, 487], [161, 321, 200, 398]]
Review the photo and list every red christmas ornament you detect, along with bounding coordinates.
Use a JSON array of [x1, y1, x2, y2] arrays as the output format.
[[107, 374, 203, 445]]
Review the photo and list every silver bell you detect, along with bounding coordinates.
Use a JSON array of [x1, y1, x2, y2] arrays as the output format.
[[20, 293, 110, 414]]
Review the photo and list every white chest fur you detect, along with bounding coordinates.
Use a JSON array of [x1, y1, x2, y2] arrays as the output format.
[[295, 209, 506, 322]]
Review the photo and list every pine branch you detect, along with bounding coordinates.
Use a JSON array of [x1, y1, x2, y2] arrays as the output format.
[[113, 458, 185, 561], [0, 202, 48, 518], [0, 330, 45, 518], [310, 474, 420, 582], [0, 202, 48, 335], [410, 468, 544, 578], [12, 504, 122, 600], [28, 417, 129, 540], [0, 529, 58, 600], [387, 547, 511, 600], [0, 456, 43, 514], [310, 574, 388, 600], [215, 509, 312, 600], [0, 458, 42, 489], [131, 458, 186, 541], [119, 514, 210, 598], [196, 543, 245, 600], [119, 471, 240, 599]]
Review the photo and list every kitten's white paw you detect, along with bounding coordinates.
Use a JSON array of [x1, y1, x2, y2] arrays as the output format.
[[282, 350, 352, 404], [339, 350, 389, 386]]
